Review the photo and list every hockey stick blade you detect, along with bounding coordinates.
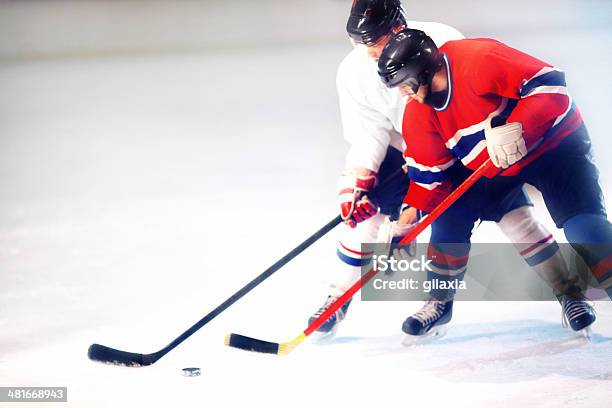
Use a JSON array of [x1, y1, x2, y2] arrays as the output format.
[[226, 160, 495, 355], [88, 343, 163, 367], [225, 333, 306, 355], [224, 334, 279, 354]]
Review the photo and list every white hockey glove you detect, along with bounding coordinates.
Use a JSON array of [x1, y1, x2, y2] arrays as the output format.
[[484, 121, 526, 169], [376, 208, 421, 269], [376, 216, 416, 245], [393, 206, 422, 260]]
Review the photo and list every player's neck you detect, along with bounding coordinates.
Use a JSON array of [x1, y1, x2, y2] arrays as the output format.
[[431, 65, 448, 94], [424, 63, 450, 110]]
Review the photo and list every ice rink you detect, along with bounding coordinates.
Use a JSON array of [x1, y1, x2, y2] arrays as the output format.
[[1, 1, 611, 407]]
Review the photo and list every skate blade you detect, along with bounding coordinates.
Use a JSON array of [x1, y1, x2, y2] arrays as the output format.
[[564, 321, 594, 340], [311, 324, 339, 345], [580, 326, 592, 340], [401, 324, 448, 346]]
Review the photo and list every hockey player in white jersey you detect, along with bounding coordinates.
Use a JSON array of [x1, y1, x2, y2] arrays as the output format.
[[308, 0, 595, 340]]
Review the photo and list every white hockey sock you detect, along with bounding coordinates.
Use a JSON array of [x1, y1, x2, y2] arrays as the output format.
[[498, 206, 571, 294], [331, 213, 386, 293]]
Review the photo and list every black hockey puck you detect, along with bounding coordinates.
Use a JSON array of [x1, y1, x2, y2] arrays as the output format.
[[182, 367, 201, 377]]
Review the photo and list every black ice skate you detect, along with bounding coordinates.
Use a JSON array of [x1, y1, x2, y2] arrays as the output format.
[[308, 295, 352, 342], [558, 284, 596, 339], [402, 298, 453, 345]]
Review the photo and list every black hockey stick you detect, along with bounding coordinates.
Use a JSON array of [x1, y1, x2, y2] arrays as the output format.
[[88, 168, 405, 366], [87, 214, 342, 366]]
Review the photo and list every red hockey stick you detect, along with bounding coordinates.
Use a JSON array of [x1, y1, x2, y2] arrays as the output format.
[[226, 159, 495, 354]]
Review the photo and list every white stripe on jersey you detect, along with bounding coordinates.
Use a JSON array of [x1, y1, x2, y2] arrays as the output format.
[[415, 181, 443, 191], [460, 140, 488, 166], [404, 156, 456, 173], [445, 99, 509, 150], [523, 85, 569, 98]]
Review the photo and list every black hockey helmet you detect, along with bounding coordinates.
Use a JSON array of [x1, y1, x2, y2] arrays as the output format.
[[346, 0, 406, 46], [377, 28, 443, 90]]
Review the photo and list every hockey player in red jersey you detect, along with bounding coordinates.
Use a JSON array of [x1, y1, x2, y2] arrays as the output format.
[[377, 29, 608, 337], [310, 0, 598, 341]]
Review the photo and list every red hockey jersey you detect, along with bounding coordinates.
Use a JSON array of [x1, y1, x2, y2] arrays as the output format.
[[402, 38, 583, 212]]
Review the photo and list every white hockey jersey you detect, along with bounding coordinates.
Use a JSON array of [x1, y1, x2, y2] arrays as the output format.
[[337, 21, 464, 171]]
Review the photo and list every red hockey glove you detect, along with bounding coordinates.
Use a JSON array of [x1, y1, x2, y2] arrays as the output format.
[[337, 170, 378, 228]]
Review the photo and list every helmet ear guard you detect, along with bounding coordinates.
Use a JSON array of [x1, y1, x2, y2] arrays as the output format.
[[417, 54, 444, 87]]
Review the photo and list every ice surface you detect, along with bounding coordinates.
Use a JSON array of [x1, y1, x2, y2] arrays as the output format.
[[1, 1, 611, 407]]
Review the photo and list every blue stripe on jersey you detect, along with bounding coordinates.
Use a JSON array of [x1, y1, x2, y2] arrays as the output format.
[[407, 165, 454, 186], [450, 130, 485, 159], [336, 249, 370, 267], [520, 70, 566, 97]]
